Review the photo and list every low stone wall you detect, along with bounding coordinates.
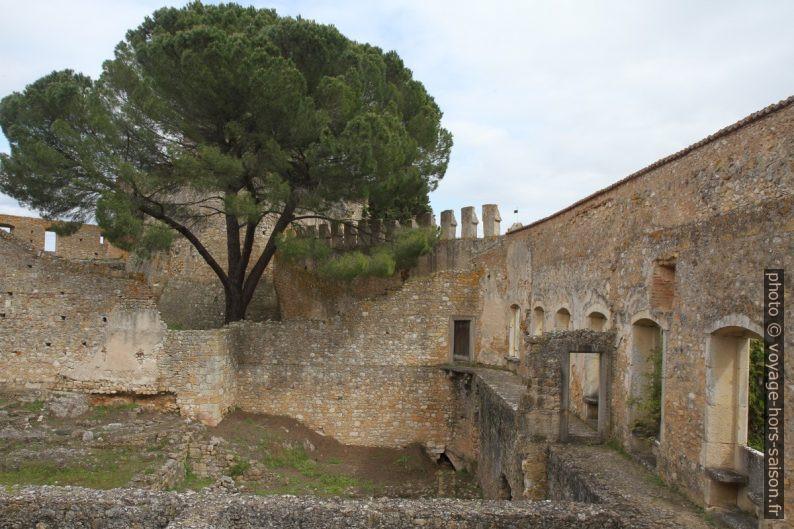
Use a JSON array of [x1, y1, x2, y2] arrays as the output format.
[[446, 367, 527, 500], [0, 487, 625, 529], [547, 447, 606, 504], [0, 487, 185, 529]]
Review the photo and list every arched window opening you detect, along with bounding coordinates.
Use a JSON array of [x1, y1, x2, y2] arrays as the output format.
[[555, 308, 571, 331], [532, 307, 545, 335], [704, 326, 763, 512], [587, 311, 607, 331]]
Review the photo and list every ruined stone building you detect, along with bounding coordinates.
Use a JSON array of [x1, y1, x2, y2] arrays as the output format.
[[0, 95, 792, 527]]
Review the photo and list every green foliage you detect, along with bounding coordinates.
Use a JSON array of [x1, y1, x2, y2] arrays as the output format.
[[631, 342, 663, 439], [23, 400, 44, 413], [47, 220, 82, 236], [393, 454, 411, 470], [90, 402, 139, 419], [228, 459, 251, 477], [276, 231, 332, 262], [0, 447, 158, 489], [263, 444, 314, 470], [747, 338, 765, 451], [392, 226, 437, 269], [171, 462, 213, 492], [318, 251, 372, 280], [0, 3, 451, 323], [281, 225, 437, 281], [258, 443, 374, 496], [136, 223, 175, 259]]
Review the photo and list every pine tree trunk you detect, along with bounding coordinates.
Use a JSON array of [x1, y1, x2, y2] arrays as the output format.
[[223, 286, 248, 324]]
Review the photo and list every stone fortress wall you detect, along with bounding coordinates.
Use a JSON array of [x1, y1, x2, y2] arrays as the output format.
[[0, 96, 792, 525], [447, 96, 793, 523]]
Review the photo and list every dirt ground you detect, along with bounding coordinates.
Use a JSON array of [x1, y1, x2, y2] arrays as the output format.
[[0, 392, 479, 499]]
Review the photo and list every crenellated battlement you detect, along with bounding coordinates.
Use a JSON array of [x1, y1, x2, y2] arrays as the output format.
[[439, 204, 502, 240], [291, 212, 437, 249], [289, 205, 505, 247]]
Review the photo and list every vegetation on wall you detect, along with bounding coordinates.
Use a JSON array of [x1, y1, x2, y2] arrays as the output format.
[[631, 342, 663, 439], [277, 225, 438, 280], [747, 338, 765, 451]]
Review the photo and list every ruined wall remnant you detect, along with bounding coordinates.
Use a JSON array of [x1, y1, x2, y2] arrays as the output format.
[[445, 366, 527, 501], [0, 213, 126, 261], [0, 231, 162, 395]]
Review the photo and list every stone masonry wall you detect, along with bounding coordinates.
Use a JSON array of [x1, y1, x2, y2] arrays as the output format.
[[0, 231, 164, 395], [471, 97, 793, 518], [232, 267, 482, 447], [0, 213, 126, 261]]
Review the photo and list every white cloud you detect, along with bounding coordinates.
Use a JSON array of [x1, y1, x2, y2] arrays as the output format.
[[1, 0, 793, 226]]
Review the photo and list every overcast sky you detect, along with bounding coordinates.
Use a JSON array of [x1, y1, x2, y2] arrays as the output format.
[[1, 0, 793, 229]]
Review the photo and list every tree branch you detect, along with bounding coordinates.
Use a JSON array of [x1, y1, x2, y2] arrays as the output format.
[[138, 202, 230, 290]]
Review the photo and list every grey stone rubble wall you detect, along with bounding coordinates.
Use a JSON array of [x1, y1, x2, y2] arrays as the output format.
[[0, 486, 626, 529], [546, 447, 607, 504], [445, 366, 528, 500]]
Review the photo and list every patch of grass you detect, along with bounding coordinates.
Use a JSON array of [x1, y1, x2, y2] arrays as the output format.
[[394, 454, 410, 469], [258, 444, 376, 496], [262, 445, 313, 470], [642, 471, 664, 487], [90, 403, 139, 419], [23, 400, 44, 413], [146, 439, 168, 453], [166, 322, 185, 331], [170, 463, 213, 492], [0, 446, 159, 489], [606, 438, 629, 458], [228, 460, 251, 477], [326, 457, 342, 465]]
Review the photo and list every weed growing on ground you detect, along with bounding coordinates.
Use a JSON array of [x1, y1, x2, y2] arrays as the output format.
[[0, 446, 158, 489], [170, 463, 213, 492], [90, 403, 139, 419]]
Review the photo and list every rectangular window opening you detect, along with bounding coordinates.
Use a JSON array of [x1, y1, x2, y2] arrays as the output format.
[[452, 319, 472, 360], [44, 231, 57, 252]]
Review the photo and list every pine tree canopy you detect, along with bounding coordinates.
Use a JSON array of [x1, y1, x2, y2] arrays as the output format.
[[0, 2, 452, 323]]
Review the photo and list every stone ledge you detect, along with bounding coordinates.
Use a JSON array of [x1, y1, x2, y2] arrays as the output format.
[[704, 467, 749, 485]]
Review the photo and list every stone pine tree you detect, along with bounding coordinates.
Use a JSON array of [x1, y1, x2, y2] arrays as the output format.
[[0, 3, 452, 323]]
